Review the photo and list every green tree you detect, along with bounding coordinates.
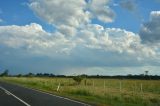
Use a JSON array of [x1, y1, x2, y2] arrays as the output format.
[[25, 72, 34, 77], [73, 75, 83, 85], [0, 69, 9, 77], [17, 74, 22, 77]]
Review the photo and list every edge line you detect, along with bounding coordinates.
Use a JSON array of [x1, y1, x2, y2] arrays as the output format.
[[0, 86, 31, 106]]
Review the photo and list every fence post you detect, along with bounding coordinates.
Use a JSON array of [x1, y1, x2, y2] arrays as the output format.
[[92, 80, 94, 88], [104, 80, 106, 98], [104, 80, 106, 90], [134, 82, 136, 92], [140, 83, 143, 93], [120, 81, 122, 92], [57, 83, 61, 92]]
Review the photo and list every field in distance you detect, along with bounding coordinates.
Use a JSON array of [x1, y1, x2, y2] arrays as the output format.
[[0, 77, 160, 106]]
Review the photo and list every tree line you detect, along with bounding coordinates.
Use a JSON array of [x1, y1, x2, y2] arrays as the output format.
[[0, 70, 160, 80]]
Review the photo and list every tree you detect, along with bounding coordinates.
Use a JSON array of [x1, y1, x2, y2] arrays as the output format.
[[73, 75, 83, 85], [25, 72, 34, 77], [0, 69, 9, 77], [145, 71, 149, 76], [17, 74, 22, 77]]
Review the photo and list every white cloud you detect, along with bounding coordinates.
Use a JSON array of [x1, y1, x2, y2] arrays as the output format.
[[0, 23, 157, 58], [0, 0, 159, 75], [88, 0, 115, 22], [0, 23, 75, 55], [77, 24, 156, 58], [57, 25, 77, 37], [140, 11, 160, 43], [29, 0, 115, 28], [150, 11, 160, 20], [1, 1, 156, 58], [0, 23, 159, 74], [29, 0, 90, 27]]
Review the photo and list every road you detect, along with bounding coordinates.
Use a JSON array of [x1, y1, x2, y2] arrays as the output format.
[[0, 81, 90, 106]]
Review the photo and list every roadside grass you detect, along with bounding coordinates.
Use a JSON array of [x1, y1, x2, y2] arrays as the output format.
[[0, 77, 159, 106]]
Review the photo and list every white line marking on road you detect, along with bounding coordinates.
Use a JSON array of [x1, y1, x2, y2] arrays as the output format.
[[23, 86, 91, 106], [5, 90, 11, 95], [0, 86, 31, 106], [11, 84, 91, 106]]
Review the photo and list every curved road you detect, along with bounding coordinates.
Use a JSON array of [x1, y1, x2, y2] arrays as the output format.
[[0, 81, 90, 106]]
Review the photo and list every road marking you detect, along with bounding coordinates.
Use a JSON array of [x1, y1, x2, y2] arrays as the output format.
[[0, 82, 91, 106], [5, 90, 11, 95], [34, 90, 91, 106], [8, 83, 91, 106], [0, 86, 31, 106], [22, 86, 91, 106]]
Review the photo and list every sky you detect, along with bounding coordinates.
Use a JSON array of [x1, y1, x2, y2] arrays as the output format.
[[0, 0, 160, 75]]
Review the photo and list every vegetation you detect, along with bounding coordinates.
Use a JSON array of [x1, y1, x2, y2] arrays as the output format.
[[9, 72, 160, 80], [72, 75, 84, 85], [0, 77, 159, 106], [0, 70, 9, 77]]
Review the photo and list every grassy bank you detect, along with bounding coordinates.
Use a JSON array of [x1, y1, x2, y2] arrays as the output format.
[[0, 77, 160, 106]]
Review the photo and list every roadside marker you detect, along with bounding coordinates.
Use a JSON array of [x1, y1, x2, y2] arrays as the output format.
[[57, 83, 61, 92]]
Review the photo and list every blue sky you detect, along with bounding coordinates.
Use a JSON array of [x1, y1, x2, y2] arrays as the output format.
[[0, 0, 160, 33], [0, 0, 54, 32], [0, 0, 160, 75]]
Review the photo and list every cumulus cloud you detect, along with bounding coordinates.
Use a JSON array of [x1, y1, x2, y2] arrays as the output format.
[[0, 0, 159, 75], [0, 23, 76, 55], [120, 0, 137, 12], [0, 22, 159, 74], [57, 25, 77, 37], [77, 25, 156, 57], [88, 0, 115, 22], [29, 0, 90, 27], [29, 0, 115, 28], [0, 23, 156, 58], [139, 11, 160, 43]]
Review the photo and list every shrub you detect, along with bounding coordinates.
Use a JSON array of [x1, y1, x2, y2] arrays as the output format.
[[73, 75, 83, 85], [0, 70, 9, 77]]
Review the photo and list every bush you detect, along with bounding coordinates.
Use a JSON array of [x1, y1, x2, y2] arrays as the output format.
[[0, 70, 9, 77], [73, 75, 83, 85]]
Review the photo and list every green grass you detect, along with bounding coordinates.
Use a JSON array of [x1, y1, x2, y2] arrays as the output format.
[[0, 77, 160, 106]]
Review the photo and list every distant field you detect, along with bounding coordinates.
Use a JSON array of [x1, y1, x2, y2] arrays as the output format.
[[0, 77, 160, 106]]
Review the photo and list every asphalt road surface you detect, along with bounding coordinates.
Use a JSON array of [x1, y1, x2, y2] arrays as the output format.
[[0, 81, 90, 106]]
